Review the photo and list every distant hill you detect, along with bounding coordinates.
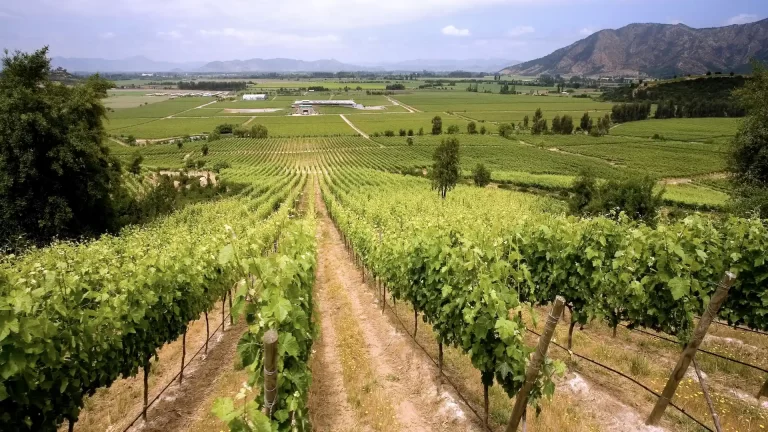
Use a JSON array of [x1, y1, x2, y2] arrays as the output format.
[[198, 58, 363, 72], [502, 19, 768, 77], [366, 58, 520, 73], [602, 75, 748, 103], [51, 56, 205, 73], [49, 56, 517, 74]]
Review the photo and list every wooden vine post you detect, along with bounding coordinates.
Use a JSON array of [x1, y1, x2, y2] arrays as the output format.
[[693, 357, 722, 432], [204, 311, 209, 355], [414, 310, 418, 337], [646, 272, 736, 426], [221, 296, 226, 331], [506, 296, 566, 432], [143, 356, 151, 422], [179, 330, 187, 385], [229, 290, 234, 325], [438, 341, 444, 372], [759, 378, 768, 400], [263, 329, 279, 418]]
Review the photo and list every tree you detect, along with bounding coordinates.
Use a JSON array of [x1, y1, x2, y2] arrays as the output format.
[[233, 126, 249, 138], [569, 172, 663, 223], [0, 47, 122, 248], [580, 112, 590, 132], [472, 163, 491, 187], [177, 140, 183, 149], [399, 128, 407, 136], [523, 115, 530, 129], [432, 116, 443, 135], [532, 108, 543, 125], [447, 124, 460, 134], [480, 125, 487, 135], [126, 134, 137, 146], [251, 124, 269, 138], [201, 143, 209, 156], [408, 129, 414, 136], [418, 127, 425, 136], [129, 152, 143, 175], [729, 61, 768, 216], [551, 115, 562, 134], [498, 123, 514, 138], [208, 130, 221, 142], [560, 115, 575, 134], [467, 121, 478, 134], [431, 137, 460, 199], [406, 137, 414, 145], [384, 130, 395, 137]]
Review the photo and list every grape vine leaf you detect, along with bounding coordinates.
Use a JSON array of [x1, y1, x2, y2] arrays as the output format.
[[668, 277, 690, 301]]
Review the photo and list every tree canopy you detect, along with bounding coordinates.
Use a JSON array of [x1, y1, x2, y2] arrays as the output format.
[[431, 137, 460, 199], [0, 47, 122, 249]]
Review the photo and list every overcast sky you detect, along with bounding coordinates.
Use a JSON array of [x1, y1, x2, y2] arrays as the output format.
[[0, 0, 766, 63]]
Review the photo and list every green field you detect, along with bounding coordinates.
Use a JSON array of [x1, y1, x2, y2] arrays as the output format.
[[110, 117, 248, 139], [108, 97, 216, 119], [613, 118, 741, 141]]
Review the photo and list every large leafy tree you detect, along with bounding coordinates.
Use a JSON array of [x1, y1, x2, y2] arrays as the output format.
[[0, 47, 121, 248], [431, 137, 460, 199], [729, 61, 768, 216]]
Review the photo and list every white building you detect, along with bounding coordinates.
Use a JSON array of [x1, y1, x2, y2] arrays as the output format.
[[243, 94, 267, 101]]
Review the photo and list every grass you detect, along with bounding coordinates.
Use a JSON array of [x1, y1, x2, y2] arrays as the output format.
[[109, 117, 248, 139], [345, 112, 470, 135], [108, 97, 216, 119], [614, 118, 741, 141]]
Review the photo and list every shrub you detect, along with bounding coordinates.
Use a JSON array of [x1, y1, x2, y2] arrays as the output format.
[[431, 116, 443, 135], [399, 128, 407, 137], [251, 124, 269, 138], [407, 129, 414, 136], [384, 130, 395, 137], [406, 137, 414, 146], [569, 172, 663, 223], [129, 152, 143, 175], [498, 123, 514, 138], [201, 144, 209, 156], [215, 123, 236, 134], [480, 125, 487, 135], [418, 127, 424, 136], [446, 124, 460, 134], [212, 161, 231, 173], [472, 163, 491, 187], [467, 121, 477, 134]]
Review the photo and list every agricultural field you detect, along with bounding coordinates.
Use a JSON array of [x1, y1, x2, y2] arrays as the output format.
[[103, 90, 175, 108], [16, 77, 766, 432]]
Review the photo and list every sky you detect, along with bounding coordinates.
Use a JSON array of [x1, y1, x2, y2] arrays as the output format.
[[0, 0, 766, 64]]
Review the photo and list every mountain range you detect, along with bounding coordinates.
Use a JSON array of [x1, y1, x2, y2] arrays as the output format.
[[50, 56, 519, 74], [502, 19, 768, 77]]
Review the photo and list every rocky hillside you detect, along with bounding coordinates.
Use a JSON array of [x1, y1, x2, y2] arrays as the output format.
[[502, 19, 768, 77]]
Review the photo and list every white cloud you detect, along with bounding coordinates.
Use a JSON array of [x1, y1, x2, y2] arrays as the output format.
[[442, 25, 470, 37], [725, 13, 759, 25], [199, 28, 340, 46], [579, 27, 595, 36], [507, 26, 534, 37], [99, 32, 115, 39], [157, 30, 183, 40]]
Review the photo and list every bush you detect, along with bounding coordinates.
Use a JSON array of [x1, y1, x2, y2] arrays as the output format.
[[372, 132, 381, 137], [176, 140, 183, 149], [431, 116, 443, 135], [407, 129, 414, 136], [212, 161, 231, 173], [446, 124, 460, 134], [480, 125, 487, 135], [201, 144, 209, 156], [208, 130, 221, 142], [467, 121, 477, 134], [418, 127, 424, 136], [399, 128, 407, 137], [384, 130, 395, 137], [498, 123, 514, 138], [406, 137, 414, 146], [196, 159, 206, 169], [129, 152, 143, 175], [251, 124, 269, 139], [215, 123, 236, 134], [126, 135, 137, 146], [569, 172, 663, 223], [472, 163, 491, 187]]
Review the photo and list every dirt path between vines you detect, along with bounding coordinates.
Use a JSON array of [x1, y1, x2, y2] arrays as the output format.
[[308, 179, 478, 432]]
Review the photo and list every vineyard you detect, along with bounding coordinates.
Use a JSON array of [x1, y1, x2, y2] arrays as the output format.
[[5, 77, 768, 432]]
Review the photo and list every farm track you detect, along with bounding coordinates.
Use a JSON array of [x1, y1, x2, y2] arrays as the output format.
[[386, 96, 420, 113], [339, 114, 376, 144], [308, 180, 476, 432]]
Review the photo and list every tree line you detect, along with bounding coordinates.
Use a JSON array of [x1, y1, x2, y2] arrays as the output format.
[[177, 81, 247, 91]]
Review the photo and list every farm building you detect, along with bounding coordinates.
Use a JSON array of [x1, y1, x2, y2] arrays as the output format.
[[291, 99, 361, 115], [243, 94, 268, 101]]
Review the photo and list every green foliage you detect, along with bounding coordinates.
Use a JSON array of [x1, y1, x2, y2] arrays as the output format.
[[213, 160, 231, 173], [580, 112, 590, 132], [472, 163, 491, 187], [610, 102, 651, 123], [0, 47, 122, 249], [431, 115, 443, 135], [407, 129, 414, 136], [215, 123, 237, 134], [0, 175, 303, 431], [202, 143, 209, 156], [431, 137, 460, 198], [399, 128, 407, 136], [498, 123, 514, 138], [729, 61, 768, 217], [480, 125, 487, 135], [251, 124, 269, 139], [467, 121, 478, 134], [568, 172, 663, 223], [384, 130, 395, 137], [129, 152, 143, 175], [418, 127, 424, 136], [446, 124, 460, 134], [217, 216, 317, 432]]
